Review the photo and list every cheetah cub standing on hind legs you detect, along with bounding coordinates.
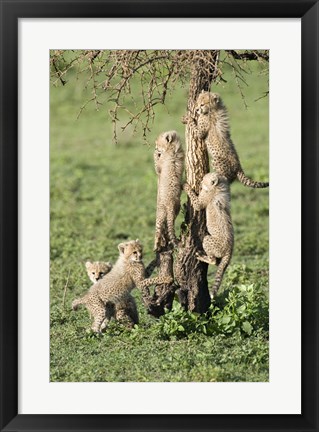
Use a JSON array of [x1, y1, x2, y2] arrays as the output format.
[[183, 173, 234, 296], [154, 130, 184, 251], [72, 240, 172, 332], [183, 91, 269, 189], [84, 260, 139, 328]]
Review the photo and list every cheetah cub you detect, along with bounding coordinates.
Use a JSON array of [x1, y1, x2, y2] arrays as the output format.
[[183, 173, 234, 296], [154, 130, 184, 251], [85, 260, 139, 328], [85, 261, 112, 283], [72, 240, 172, 332], [184, 91, 269, 188]]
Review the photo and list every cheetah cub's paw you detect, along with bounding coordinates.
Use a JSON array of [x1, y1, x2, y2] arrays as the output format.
[[153, 239, 161, 253], [162, 275, 174, 285], [154, 244, 163, 253], [169, 238, 180, 250], [181, 114, 189, 125], [183, 183, 191, 193], [195, 252, 216, 266], [86, 328, 102, 337]]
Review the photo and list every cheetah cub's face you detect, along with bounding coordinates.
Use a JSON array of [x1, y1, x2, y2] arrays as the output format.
[[118, 239, 143, 263], [196, 91, 222, 115], [201, 173, 228, 194], [85, 261, 113, 283], [155, 130, 181, 156]]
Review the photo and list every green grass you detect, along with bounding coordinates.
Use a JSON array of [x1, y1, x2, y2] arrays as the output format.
[[50, 56, 269, 382]]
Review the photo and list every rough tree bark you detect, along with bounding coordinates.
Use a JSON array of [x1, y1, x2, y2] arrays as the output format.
[[175, 51, 220, 313], [147, 249, 176, 317], [148, 51, 220, 315]]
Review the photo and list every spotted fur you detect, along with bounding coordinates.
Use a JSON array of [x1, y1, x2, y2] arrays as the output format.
[[183, 173, 234, 296], [72, 240, 172, 332], [85, 261, 112, 283], [85, 260, 138, 329], [185, 91, 269, 188], [154, 130, 184, 251]]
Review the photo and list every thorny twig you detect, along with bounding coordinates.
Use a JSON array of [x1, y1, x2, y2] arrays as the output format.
[[50, 49, 269, 143]]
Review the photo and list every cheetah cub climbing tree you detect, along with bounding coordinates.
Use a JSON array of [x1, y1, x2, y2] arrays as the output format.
[[183, 91, 269, 188], [183, 173, 233, 297]]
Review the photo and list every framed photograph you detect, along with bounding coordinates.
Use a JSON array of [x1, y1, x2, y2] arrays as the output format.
[[1, 0, 318, 431]]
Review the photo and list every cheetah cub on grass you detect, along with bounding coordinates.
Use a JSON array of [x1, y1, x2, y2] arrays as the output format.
[[85, 260, 139, 328], [183, 173, 234, 296], [85, 261, 112, 283], [72, 240, 172, 332], [154, 130, 184, 251], [183, 91, 269, 189]]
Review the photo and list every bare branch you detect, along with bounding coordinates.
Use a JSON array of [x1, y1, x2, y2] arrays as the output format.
[[50, 49, 269, 142], [226, 50, 269, 61]]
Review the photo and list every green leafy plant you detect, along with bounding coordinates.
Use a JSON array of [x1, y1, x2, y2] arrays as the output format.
[[156, 283, 268, 339], [213, 284, 268, 335]]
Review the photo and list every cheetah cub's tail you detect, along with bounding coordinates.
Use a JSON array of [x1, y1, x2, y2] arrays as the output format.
[[237, 170, 269, 189], [211, 255, 231, 297], [72, 296, 87, 311]]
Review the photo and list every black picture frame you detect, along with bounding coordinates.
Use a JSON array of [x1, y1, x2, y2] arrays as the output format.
[[1, 1, 318, 431]]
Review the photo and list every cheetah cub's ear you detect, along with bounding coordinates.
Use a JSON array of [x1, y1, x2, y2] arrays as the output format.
[[164, 130, 182, 154], [211, 176, 219, 186], [164, 130, 177, 144], [211, 93, 221, 105], [85, 261, 93, 269], [118, 242, 126, 254]]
